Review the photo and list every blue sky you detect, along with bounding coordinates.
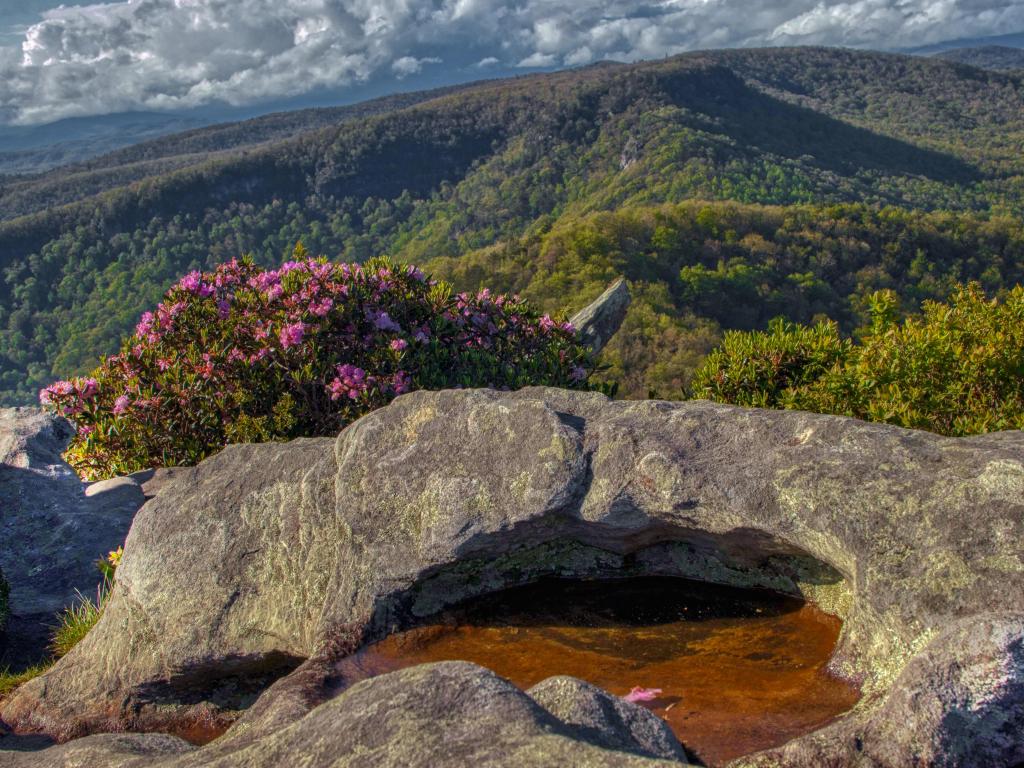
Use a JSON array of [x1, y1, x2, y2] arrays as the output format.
[[1, 0, 1022, 126], [0, 0, 89, 44]]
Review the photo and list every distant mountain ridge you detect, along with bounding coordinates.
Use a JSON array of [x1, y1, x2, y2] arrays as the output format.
[[933, 45, 1024, 71], [900, 30, 1024, 55], [0, 62, 541, 176], [0, 113, 211, 175], [1, 46, 1023, 405]]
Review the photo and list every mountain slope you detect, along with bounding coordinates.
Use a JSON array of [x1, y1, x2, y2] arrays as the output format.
[[0, 81, 484, 223], [0, 113, 210, 176], [1, 47, 1023, 404]]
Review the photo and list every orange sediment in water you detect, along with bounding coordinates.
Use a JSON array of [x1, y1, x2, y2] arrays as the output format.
[[336, 577, 860, 766]]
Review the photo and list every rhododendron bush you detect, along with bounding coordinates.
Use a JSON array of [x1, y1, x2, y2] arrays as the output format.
[[41, 252, 593, 479]]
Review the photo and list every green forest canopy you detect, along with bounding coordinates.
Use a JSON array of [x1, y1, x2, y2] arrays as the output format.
[[1, 47, 1022, 406]]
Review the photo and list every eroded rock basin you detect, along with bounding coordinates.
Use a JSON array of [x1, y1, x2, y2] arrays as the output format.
[[336, 577, 860, 766]]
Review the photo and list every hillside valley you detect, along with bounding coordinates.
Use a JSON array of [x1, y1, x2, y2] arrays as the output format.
[[1, 46, 1023, 404]]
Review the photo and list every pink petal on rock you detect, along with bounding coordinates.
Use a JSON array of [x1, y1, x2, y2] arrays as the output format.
[[624, 686, 663, 703]]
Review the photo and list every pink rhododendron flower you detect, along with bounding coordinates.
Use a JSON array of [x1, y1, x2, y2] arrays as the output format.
[[367, 309, 401, 333], [390, 339, 408, 352], [392, 370, 412, 395], [112, 395, 131, 415], [136, 311, 155, 337], [178, 271, 215, 297], [624, 687, 662, 703], [310, 298, 334, 316], [198, 353, 215, 379], [279, 322, 307, 348], [329, 363, 373, 401]]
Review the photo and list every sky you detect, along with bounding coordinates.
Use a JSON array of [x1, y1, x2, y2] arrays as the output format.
[[0, 0, 1022, 126]]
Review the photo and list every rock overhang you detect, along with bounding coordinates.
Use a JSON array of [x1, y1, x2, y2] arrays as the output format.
[[1, 386, 1022, 766]]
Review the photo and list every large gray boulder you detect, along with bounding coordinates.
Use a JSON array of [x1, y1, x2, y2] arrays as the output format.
[[3, 388, 1023, 766], [0, 663, 689, 767], [0, 409, 149, 667]]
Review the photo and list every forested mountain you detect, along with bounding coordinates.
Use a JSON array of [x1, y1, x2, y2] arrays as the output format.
[[2, 47, 1023, 404], [933, 46, 1024, 71], [0, 82, 476, 223]]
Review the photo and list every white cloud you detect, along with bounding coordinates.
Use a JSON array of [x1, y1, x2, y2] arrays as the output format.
[[1, 0, 1022, 125], [517, 51, 559, 68], [391, 55, 441, 77], [564, 46, 594, 66]]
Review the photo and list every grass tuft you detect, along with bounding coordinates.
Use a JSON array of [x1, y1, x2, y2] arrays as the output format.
[[50, 579, 110, 659], [0, 663, 52, 699]]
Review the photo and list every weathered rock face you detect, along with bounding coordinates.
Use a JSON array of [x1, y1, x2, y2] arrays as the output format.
[[2, 388, 1023, 766], [0, 567, 8, 635], [0, 409, 148, 667], [0, 663, 690, 767], [570, 278, 631, 354]]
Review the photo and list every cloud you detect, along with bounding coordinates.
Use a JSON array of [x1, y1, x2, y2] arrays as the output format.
[[517, 52, 559, 68], [392, 55, 441, 78], [1, 0, 1022, 125]]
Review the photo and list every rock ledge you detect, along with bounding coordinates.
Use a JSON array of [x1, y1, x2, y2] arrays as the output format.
[[2, 388, 1022, 767]]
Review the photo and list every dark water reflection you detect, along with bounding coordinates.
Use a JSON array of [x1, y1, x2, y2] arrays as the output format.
[[338, 577, 860, 766]]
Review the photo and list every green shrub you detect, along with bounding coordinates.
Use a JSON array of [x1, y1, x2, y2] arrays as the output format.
[[692, 284, 1024, 436], [41, 250, 594, 479], [689, 317, 850, 409]]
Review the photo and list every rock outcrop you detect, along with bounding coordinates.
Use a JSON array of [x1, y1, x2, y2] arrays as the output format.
[[570, 278, 630, 354], [2, 388, 1023, 766], [0, 409, 148, 667]]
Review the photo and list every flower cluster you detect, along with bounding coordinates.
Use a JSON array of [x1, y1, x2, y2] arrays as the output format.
[[328, 364, 375, 401], [41, 251, 593, 480]]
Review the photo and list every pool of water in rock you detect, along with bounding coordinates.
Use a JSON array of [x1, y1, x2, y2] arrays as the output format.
[[337, 577, 860, 766]]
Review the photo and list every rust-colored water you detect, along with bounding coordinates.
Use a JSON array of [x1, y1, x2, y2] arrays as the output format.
[[337, 577, 859, 766]]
